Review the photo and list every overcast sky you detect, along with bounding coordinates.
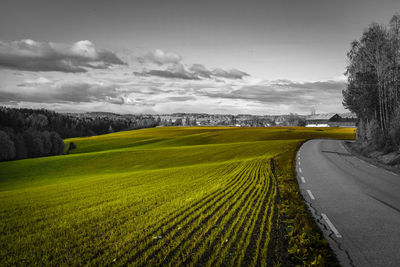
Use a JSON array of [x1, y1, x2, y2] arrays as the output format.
[[0, 0, 399, 115]]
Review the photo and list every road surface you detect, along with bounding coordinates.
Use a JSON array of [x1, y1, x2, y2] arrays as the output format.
[[297, 139, 400, 267]]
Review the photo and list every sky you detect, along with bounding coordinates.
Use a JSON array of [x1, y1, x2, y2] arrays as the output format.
[[0, 0, 399, 115]]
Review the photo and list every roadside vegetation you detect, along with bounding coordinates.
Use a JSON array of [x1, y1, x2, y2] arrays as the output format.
[[0, 127, 354, 266], [343, 13, 400, 163]]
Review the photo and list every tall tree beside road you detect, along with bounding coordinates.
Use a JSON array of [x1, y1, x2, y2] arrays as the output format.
[[343, 14, 400, 151]]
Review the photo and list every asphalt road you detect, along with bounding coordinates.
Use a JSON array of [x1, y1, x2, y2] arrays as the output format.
[[297, 139, 400, 267]]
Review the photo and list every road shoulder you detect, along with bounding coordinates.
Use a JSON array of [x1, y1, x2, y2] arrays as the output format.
[[343, 141, 400, 177]]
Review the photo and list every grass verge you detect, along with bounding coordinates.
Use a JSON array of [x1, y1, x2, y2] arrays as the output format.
[[272, 143, 340, 266]]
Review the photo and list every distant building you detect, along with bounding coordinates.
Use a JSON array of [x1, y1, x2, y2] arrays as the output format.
[[305, 113, 337, 127], [305, 113, 357, 127], [329, 113, 358, 127]]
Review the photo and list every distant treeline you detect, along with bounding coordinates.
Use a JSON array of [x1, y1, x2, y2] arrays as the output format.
[[0, 129, 64, 161], [0, 107, 159, 161], [343, 14, 400, 152], [0, 106, 308, 162]]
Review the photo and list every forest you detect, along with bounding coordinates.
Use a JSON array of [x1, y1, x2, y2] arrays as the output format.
[[343, 14, 400, 152], [0, 107, 159, 161]]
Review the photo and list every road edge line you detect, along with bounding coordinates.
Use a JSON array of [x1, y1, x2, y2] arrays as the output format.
[[321, 213, 342, 238], [306, 189, 315, 200]]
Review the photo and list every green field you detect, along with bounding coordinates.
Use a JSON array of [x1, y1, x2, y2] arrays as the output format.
[[0, 126, 355, 266]]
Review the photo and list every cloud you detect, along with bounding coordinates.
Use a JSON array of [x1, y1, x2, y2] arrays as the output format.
[[2, 101, 156, 115], [166, 96, 197, 101], [199, 80, 345, 110], [212, 68, 250, 79], [17, 76, 52, 87], [136, 62, 250, 81], [105, 96, 125, 104], [135, 49, 250, 81], [138, 63, 200, 80], [31, 77, 52, 84], [141, 49, 182, 65], [0, 76, 346, 114], [0, 43, 345, 115], [189, 64, 212, 78], [274, 80, 346, 91], [0, 39, 125, 73], [0, 81, 124, 104]]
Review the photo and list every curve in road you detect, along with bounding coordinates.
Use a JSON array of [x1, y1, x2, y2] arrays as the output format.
[[297, 139, 400, 267]]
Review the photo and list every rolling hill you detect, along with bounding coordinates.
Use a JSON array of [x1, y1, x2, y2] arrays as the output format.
[[0, 126, 355, 266]]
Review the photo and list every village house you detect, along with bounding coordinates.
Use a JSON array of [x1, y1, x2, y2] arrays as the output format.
[[305, 113, 357, 127]]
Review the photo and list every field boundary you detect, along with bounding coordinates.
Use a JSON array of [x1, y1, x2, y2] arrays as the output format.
[[273, 141, 340, 266]]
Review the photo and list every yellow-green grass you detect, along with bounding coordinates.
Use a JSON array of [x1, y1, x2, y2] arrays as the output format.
[[0, 126, 355, 266]]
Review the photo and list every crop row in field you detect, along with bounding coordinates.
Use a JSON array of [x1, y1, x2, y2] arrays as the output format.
[[0, 127, 355, 266], [118, 158, 278, 266], [0, 157, 280, 265]]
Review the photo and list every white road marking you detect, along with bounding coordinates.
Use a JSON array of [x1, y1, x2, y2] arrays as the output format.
[[321, 213, 342, 238], [298, 161, 301, 166], [307, 190, 315, 200], [301, 176, 306, 183], [299, 167, 302, 173]]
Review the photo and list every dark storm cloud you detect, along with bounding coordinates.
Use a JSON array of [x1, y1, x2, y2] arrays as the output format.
[[0, 39, 125, 73], [0, 82, 124, 104]]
